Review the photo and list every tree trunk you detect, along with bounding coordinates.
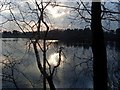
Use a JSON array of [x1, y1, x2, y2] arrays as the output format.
[[33, 41, 56, 90], [43, 39, 46, 90], [91, 1, 108, 89], [47, 76, 56, 90]]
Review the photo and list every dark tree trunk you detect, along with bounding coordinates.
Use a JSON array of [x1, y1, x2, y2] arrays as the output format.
[[47, 76, 56, 90], [43, 39, 46, 90], [33, 41, 56, 90], [91, 1, 108, 89]]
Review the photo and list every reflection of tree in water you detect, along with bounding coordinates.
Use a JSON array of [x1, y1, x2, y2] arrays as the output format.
[[1, 39, 120, 88], [2, 39, 94, 88], [103, 39, 120, 88], [53, 43, 93, 88], [2, 39, 43, 88]]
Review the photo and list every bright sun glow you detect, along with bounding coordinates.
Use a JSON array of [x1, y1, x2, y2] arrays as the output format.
[[47, 6, 66, 18], [48, 53, 64, 67]]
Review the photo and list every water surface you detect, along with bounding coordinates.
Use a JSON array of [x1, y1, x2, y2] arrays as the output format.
[[1, 38, 120, 88]]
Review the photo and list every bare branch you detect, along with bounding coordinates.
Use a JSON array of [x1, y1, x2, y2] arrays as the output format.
[[52, 47, 63, 76], [9, 6, 26, 35], [32, 41, 44, 73]]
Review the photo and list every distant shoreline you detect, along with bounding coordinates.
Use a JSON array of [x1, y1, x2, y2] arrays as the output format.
[[1, 28, 120, 42]]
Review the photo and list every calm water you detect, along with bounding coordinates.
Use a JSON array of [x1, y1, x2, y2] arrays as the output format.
[[1, 38, 120, 88]]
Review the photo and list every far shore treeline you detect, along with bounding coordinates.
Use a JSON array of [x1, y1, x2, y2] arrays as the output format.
[[1, 28, 120, 43]]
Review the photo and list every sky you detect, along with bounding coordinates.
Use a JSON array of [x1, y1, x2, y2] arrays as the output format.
[[0, 0, 120, 32]]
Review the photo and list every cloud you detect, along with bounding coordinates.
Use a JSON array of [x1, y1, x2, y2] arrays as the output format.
[[0, 0, 119, 31]]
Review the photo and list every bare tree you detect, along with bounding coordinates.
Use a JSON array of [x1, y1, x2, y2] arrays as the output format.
[[1, 0, 120, 89], [0, 0, 64, 89]]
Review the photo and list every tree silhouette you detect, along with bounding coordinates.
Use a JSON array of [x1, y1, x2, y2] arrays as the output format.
[[1, 0, 120, 89], [91, 1, 108, 89], [6, 1, 63, 90]]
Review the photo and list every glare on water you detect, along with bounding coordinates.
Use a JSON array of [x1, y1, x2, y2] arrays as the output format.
[[48, 53, 64, 67]]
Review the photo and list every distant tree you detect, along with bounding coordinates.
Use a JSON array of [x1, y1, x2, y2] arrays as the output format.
[[12, 30, 19, 34], [2, 31, 12, 37]]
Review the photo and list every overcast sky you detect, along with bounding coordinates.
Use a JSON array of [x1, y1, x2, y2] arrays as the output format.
[[0, 0, 120, 32]]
